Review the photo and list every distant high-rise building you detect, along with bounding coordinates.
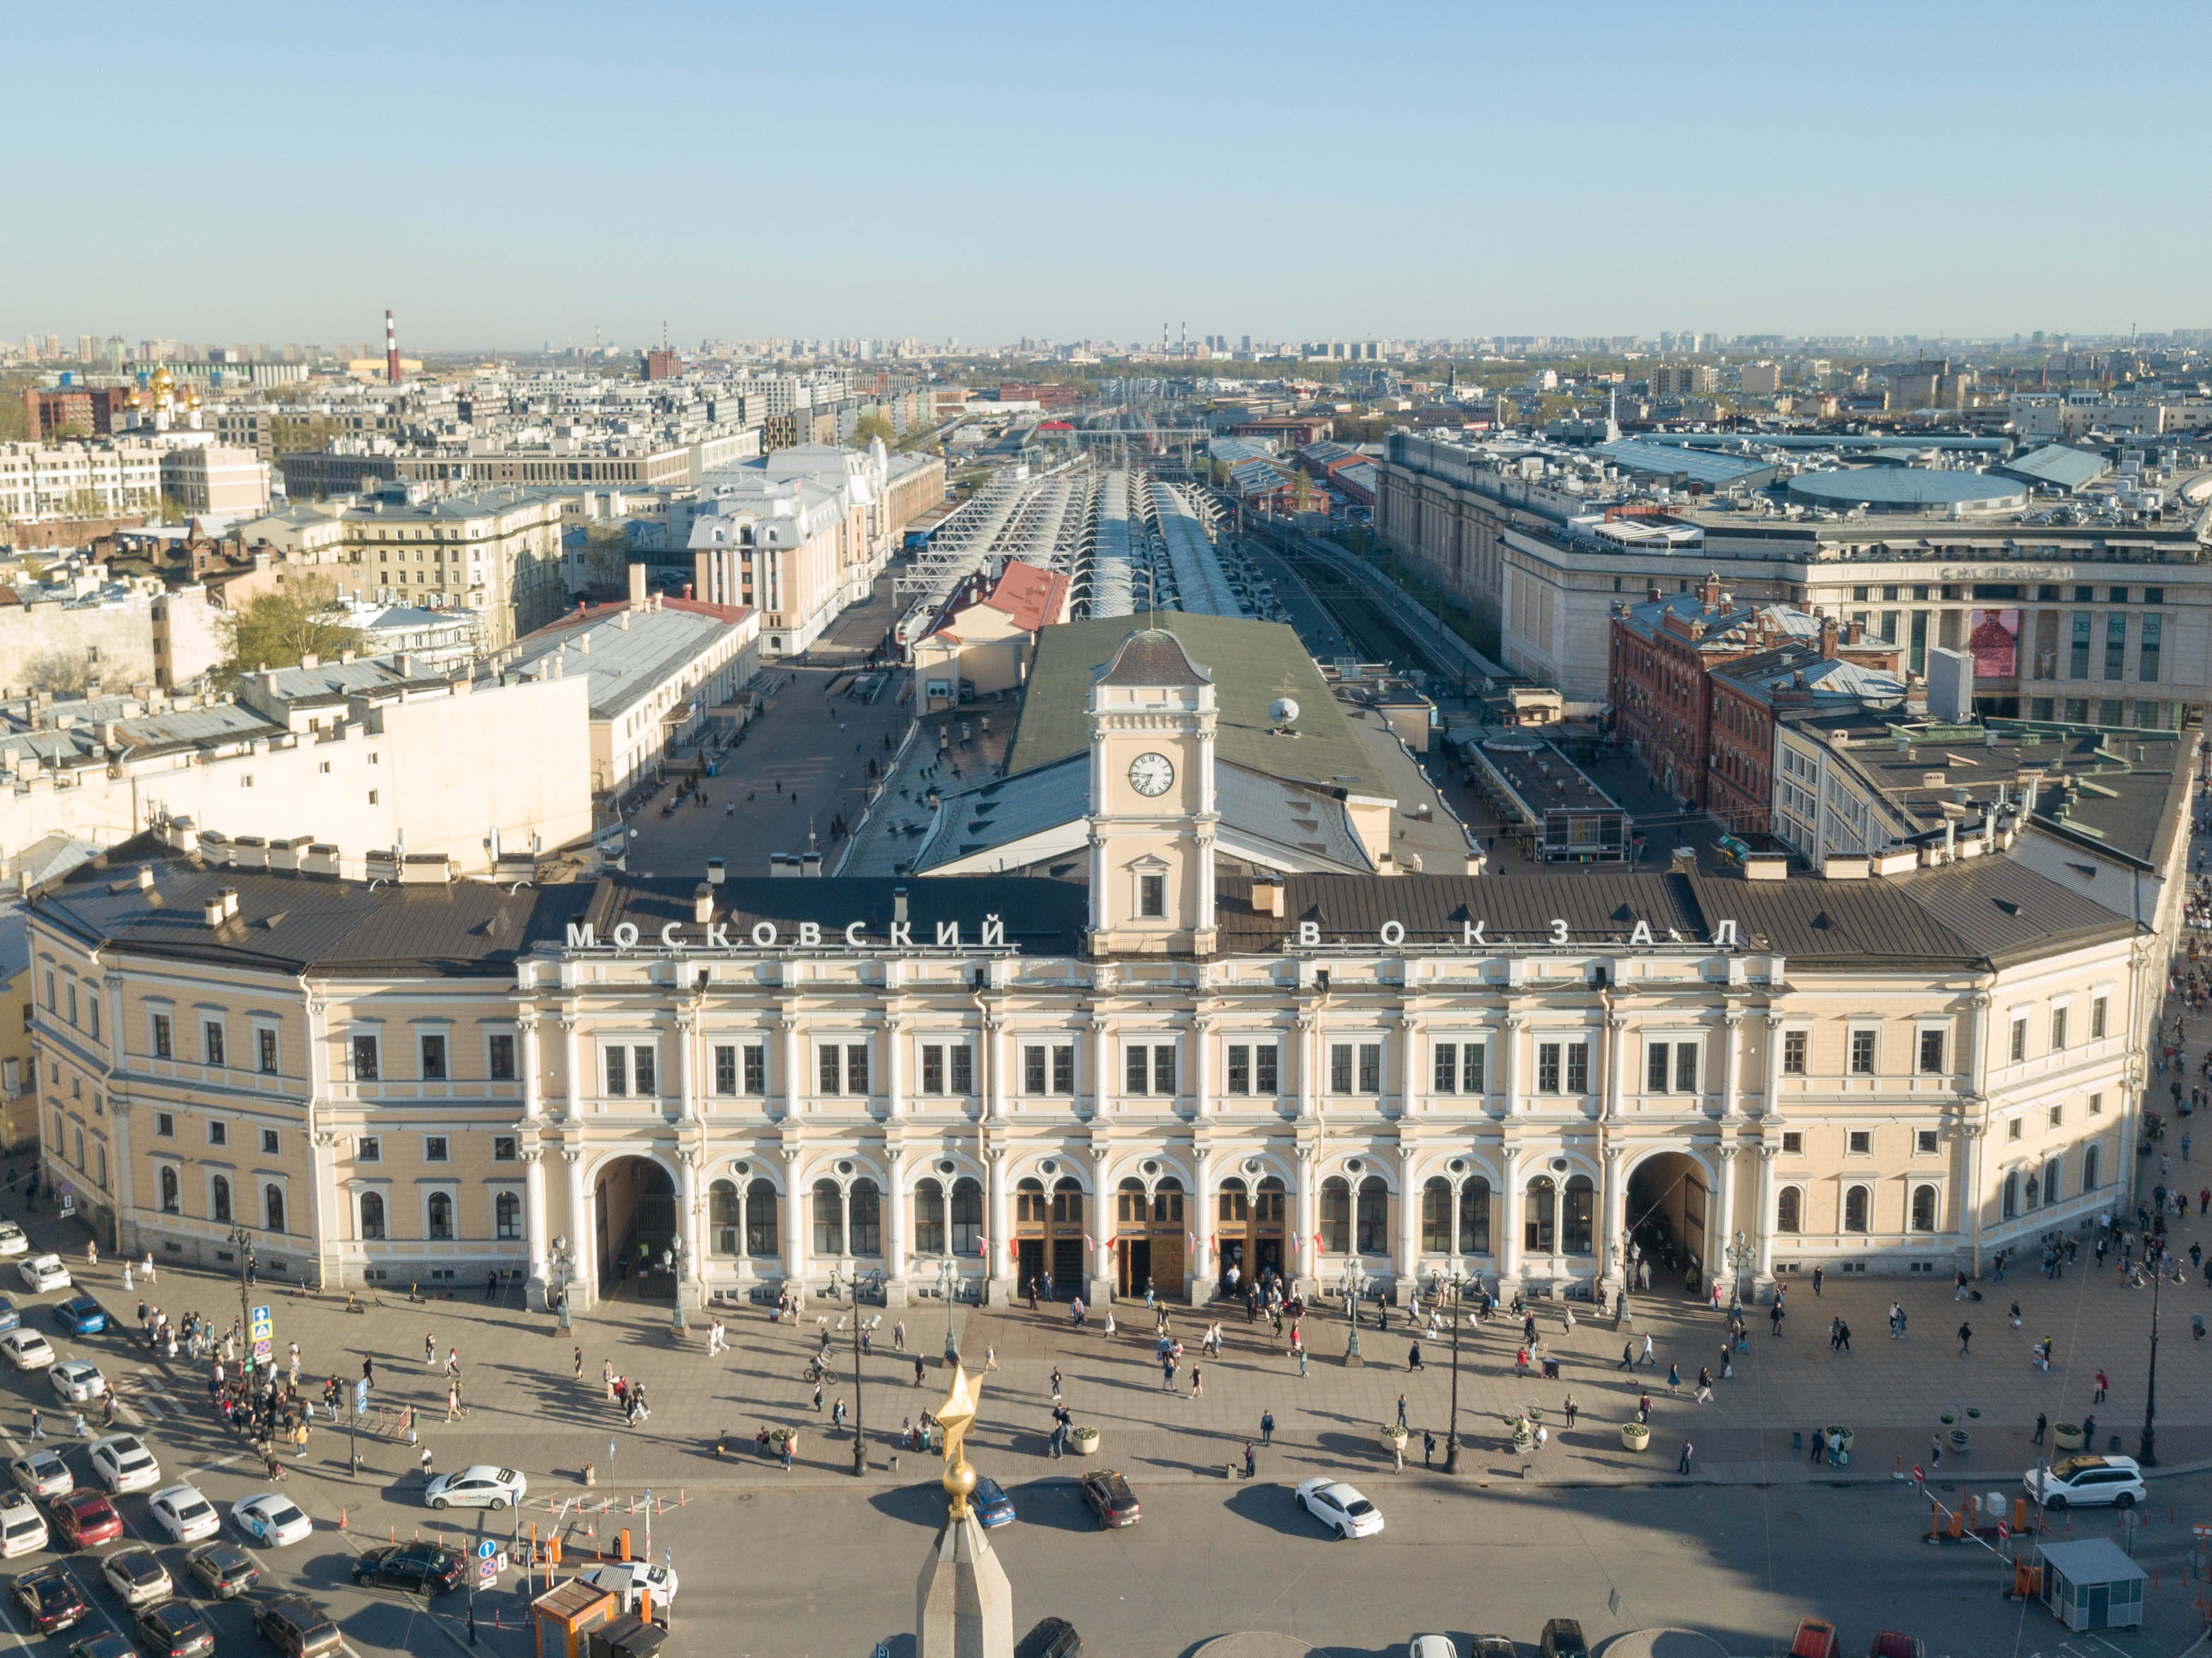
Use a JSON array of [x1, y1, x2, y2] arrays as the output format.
[[76, 334, 97, 363]]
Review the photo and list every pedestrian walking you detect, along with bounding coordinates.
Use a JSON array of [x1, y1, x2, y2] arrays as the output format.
[[913, 1356, 926, 1387], [1408, 1340, 1423, 1371], [1297, 1347, 1308, 1378], [1564, 1392, 1578, 1428], [424, 1334, 435, 1368], [1678, 1438, 1693, 1476], [573, 1348, 584, 1381], [1809, 1423, 1823, 1462], [811, 1382, 823, 1413], [1640, 1334, 1656, 1366], [1050, 1367, 1062, 1404], [1957, 1321, 1972, 1356], [27, 1409, 42, 1441], [1666, 1362, 1680, 1394], [2094, 1368, 2109, 1403], [1261, 1409, 1276, 1447], [1392, 1437, 1404, 1474], [1396, 1392, 1408, 1428], [2033, 1411, 2047, 1446], [1618, 1341, 1634, 1371], [1694, 1367, 1713, 1404], [1191, 1365, 1204, 1399], [361, 1355, 374, 1387], [782, 1433, 794, 1471], [604, 1360, 616, 1399], [1637, 1392, 1652, 1425], [1244, 1440, 1257, 1478], [1929, 1435, 1942, 1471], [1813, 1266, 1823, 1297], [893, 1319, 907, 1352]]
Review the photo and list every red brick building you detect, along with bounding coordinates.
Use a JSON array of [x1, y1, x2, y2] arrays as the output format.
[[1705, 642, 1907, 832]]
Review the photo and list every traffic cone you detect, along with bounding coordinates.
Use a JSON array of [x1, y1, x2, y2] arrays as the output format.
[[338, 1509, 346, 1531]]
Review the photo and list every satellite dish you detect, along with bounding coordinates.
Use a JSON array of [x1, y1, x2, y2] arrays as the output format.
[[1270, 696, 1300, 729]]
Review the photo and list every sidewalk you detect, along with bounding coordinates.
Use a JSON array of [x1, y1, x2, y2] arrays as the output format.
[[37, 1194, 2212, 1499]]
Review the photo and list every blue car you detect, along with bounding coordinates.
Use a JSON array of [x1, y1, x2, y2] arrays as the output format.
[[972, 1475, 1015, 1529], [0, 1296, 20, 1335], [52, 1295, 105, 1336]]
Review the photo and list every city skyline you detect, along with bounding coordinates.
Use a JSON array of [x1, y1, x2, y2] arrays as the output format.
[[11, 0, 2208, 349]]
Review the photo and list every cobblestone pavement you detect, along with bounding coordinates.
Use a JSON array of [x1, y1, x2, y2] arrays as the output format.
[[44, 1190, 2212, 1499]]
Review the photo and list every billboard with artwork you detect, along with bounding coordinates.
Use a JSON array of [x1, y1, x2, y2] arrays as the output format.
[[1967, 608, 2019, 678]]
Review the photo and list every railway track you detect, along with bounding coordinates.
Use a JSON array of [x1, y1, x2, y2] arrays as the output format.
[[1271, 539, 1457, 678]]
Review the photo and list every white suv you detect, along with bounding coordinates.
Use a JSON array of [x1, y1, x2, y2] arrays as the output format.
[[2025, 1454, 2146, 1510]]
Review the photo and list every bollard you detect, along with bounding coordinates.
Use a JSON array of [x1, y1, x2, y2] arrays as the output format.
[[1929, 1500, 1941, 1542], [618, 1527, 632, 1563], [2013, 1496, 2028, 1533]]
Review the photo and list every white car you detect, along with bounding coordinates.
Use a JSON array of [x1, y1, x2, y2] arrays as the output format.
[[100, 1544, 173, 1609], [88, 1433, 159, 1494], [0, 1330, 54, 1370], [581, 1560, 679, 1614], [0, 1223, 29, 1257], [1410, 1641, 1460, 1658], [8, 1450, 70, 1499], [425, 1464, 526, 1511], [2026, 1454, 2146, 1510], [16, 1255, 69, 1294], [1295, 1476, 1385, 1539], [150, 1484, 222, 1544], [230, 1492, 312, 1547], [48, 1359, 105, 1404], [0, 1491, 46, 1558]]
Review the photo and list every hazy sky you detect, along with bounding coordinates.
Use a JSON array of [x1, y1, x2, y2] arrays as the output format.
[[11, 0, 2206, 350]]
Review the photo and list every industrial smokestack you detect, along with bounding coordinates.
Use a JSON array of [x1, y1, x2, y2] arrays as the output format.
[[385, 309, 401, 386]]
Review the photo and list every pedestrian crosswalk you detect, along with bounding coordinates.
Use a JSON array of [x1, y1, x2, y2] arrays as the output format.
[[113, 1368, 190, 1425]]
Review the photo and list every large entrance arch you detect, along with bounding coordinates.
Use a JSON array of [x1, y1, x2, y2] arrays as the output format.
[[595, 1156, 678, 1300], [1625, 1151, 1712, 1295]]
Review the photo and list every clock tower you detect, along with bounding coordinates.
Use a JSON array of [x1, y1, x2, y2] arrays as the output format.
[[1085, 628, 1218, 956]]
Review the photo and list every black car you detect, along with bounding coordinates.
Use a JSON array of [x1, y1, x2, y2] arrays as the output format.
[[252, 1596, 343, 1658], [1078, 1470, 1140, 1529], [184, 1541, 259, 1599], [131, 1600, 215, 1658], [352, 1541, 467, 1595], [13, 1564, 89, 1633], [1540, 1618, 1591, 1658], [1017, 1616, 1081, 1658], [69, 1635, 137, 1658]]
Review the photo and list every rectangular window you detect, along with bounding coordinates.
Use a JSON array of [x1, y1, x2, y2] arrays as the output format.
[[2089, 1091, 2103, 1116], [2048, 1104, 2063, 1128], [1915, 1129, 1939, 1154], [493, 1136, 517, 1162], [357, 1136, 380, 1162], [64, 982, 75, 1026], [1024, 1045, 1047, 1095], [1138, 874, 1165, 918], [1357, 1042, 1380, 1094], [2010, 1017, 2027, 1063], [1128, 1047, 1151, 1095], [1330, 1043, 1353, 1095], [2049, 1007, 2067, 1052], [1537, 1042, 1561, 1093], [207, 1119, 226, 1147], [714, 1046, 737, 1094], [1849, 1030, 1876, 1074], [2069, 611, 2090, 679], [352, 1035, 379, 1081], [420, 1033, 447, 1081], [1647, 1042, 1670, 1091], [843, 1044, 866, 1095], [1781, 1131, 1803, 1153], [152, 1014, 172, 1059], [261, 1128, 279, 1155], [1053, 1045, 1076, 1093], [2140, 613, 2161, 681], [1673, 1042, 1696, 1094], [155, 1113, 175, 1139], [252, 1027, 276, 1074], [203, 1021, 225, 1067], [1461, 1042, 1484, 1093], [949, 1045, 972, 1093], [1228, 1045, 1251, 1095], [1563, 1042, 1586, 1093], [2091, 996, 2107, 1040], [1782, 1031, 1807, 1075], [488, 1035, 516, 1081], [86, 994, 97, 1043], [608, 1047, 630, 1096], [2008, 1117, 2023, 1141], [634, 1046, 657, 1095], [1918, 1030, 1946, 1074], [425, 1136, 449, 1162], [922, 1045, 944, 1094], [1847, 1130, 1871, 1154], [819, 1045, 840, 1094], [1153, 1045, 1177, 1096], [1433, 1042, 1457, 1094], [743, 1044, 765, 1093], [2105, 612, 2127, 681]]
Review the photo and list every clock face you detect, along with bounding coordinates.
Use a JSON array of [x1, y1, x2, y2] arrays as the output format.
[[1127, 752, 1175, 798]]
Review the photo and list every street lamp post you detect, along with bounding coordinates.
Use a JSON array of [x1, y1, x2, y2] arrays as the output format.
[[1442, 1271, 1467, 1474], [549, 1236, 575, 1335], [670, 1234, 690, 1337], [851, 1280, 866, 1477], [936, 1257, 960, 1366], [225, 1224, 256, 1375], [2140, 1252, 2163, 1468], [1724, 1228, 1755, 1308], [1339, 1259, 1368, 1367]]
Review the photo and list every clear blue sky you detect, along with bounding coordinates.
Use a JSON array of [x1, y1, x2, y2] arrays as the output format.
[[12, 0, 2206, 350]]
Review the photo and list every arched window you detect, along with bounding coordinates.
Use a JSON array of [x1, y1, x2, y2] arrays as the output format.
[[159, 1167, 179, 1215], [1842, 1184, 1870, 1233], [2083, 1144, 2102, 1191], [264, 1184, 285, 1234], [1910, 1184, 1936, 1232], [1055, 1177, 1088, 1226], [914, 1180, 946, 1256], [1254, 1176, 1286, 1222], [2001, 1170, 2019, 1219], [1355, 1176, 1389, 1256], [1151, 1178, 1182, 1225], [495, 1191, 521, 1241], [1524, 1177, 1556, 1253], [2041, 1157, 2061, 1207], [359, 1190, 385, 1241], [1775, 1187, 1802, 1234], [1218, 1177, 1249, 1224], [848, 1178, 881, 1256], [745, 1180, 779, 1257], [1319, 1177, 1351, 1254], [812, 1180, 845, 1257], [1420, 1178, 1453, 1252], [950, 1177, 982, 1256], [427, 1192, 453, 1240], [1459, 1179, 1491, 1254], [1018, 1178, 1049, 1225], [1563, 1175, 1595, 1254], [211, 1175, 231, 1224], [708, 1180, 739, 1257]]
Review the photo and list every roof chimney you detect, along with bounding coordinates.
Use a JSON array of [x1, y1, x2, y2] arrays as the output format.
[[705, 857, 725, 886], [221, 886, 238, 919], [692, 882, 714, 923], [1819, 616, 1840, 660], [202, 893, 225, 928], [628, 562, 647, 611], [893, 886, 910, 924]]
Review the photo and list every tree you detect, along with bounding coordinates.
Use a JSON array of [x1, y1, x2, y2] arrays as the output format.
[[220, 572, 368, 683], [268, 416, 344, 456], [851, 413, 896, 449]]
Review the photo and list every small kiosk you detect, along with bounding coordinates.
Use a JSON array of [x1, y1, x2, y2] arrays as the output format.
[[2035, 1538, 2146, 1630], [532, 1579, 621, 1658]]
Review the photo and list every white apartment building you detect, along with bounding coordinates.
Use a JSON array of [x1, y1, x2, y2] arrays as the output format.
[[0, 442, 164, 522]]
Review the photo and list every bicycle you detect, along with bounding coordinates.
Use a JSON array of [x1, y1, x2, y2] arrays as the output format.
[[804, 1359, 840, 1386]]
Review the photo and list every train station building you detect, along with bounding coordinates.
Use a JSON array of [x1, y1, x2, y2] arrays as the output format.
[[20, 618, 2192, 1317]]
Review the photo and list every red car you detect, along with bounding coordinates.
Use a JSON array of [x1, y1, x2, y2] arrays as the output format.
[[49, 1491, 121, 1549]]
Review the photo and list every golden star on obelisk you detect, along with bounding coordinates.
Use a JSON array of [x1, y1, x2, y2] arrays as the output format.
[[935, 1363, 980, 1517]]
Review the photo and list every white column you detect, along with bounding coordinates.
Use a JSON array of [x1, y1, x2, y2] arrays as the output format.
[[522, 1150, 548, 1298], [1763, 1005, 1787, 1121], [1601, 1145, 1625, 1294], [1718, 1013, 1742, 1119], [1399, 1014, 1420, 1118], [1500, 1016, 1524, 1116], [560, 1016, 581, 1120], [1395, 1143, 1419, 1290], [676, 1148, 701, 1306], [782, 1148, 808, 1290], [1090, 1148, 1113, 1298], [1090, 1016, 1110, 1119], [1293, 1146, 1316, 1288], [885, 1148, 908, 1285], [1964, 1119, 1987, 1276], [985, 1148, 1011, 1299], [1192, 1018, 1213, 1118], [519, 1015, 543, 1120], [676, 1013, 698, 1121], [1714, 1145, 1739, 1288], [1296, 1016, 1317, 1119], [1191, 1147, 1213, 1298], [984, 1017, 1005, 1120], [1754, 1145, 1777, 1288], [1604, 1013, 1627, 1121], [1498, 1148, 1522, 1288], [563, 1150, 591, 1308], [885, 1017, 905, 1118], [780, 1016, 801, 1121]]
